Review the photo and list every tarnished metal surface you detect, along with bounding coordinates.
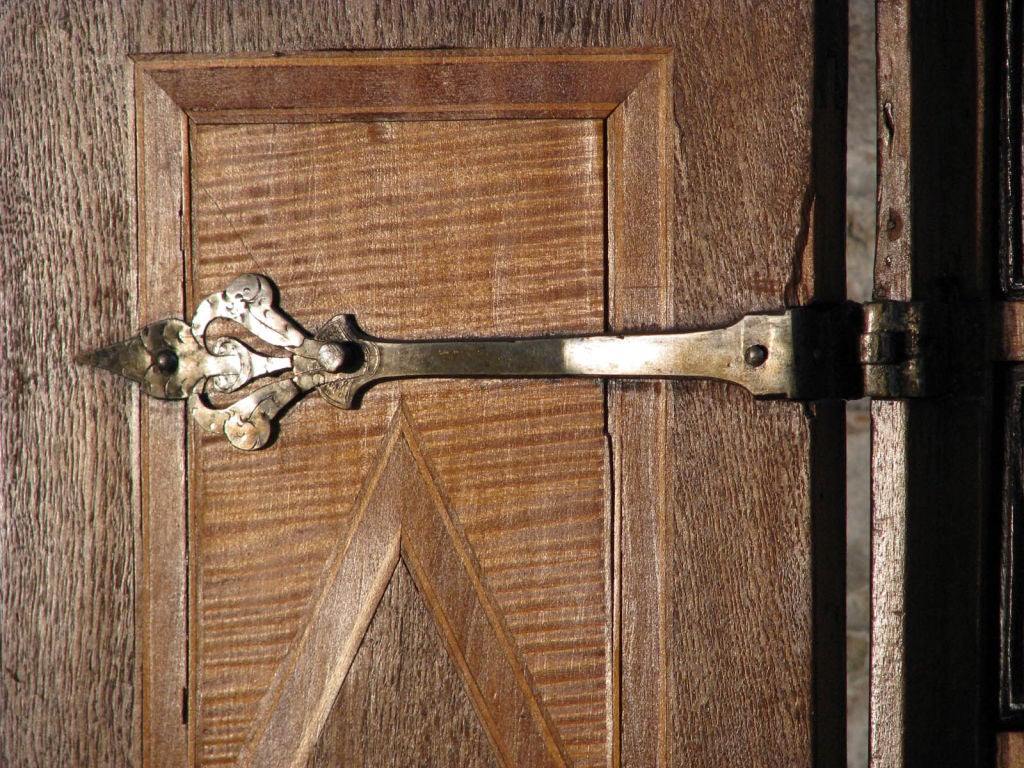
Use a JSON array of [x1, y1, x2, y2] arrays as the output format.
[[78, 274, 345, 450], [314, 310, 801, 409], [78, 274, 846, 450], [859, 301, 945, 399]]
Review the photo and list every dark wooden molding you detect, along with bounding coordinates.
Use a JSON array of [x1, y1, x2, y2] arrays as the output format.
[[1000, 0, 1024, 735], [1001, 0, 1024, 293], [1002, 368, 1024, 725]]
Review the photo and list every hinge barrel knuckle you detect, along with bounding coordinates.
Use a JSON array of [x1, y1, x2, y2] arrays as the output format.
[[860, 301, 932, 399], [857, 300, 965, 400], [786, 299, 954, 401]]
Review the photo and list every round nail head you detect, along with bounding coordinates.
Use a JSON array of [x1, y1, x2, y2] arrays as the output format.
[[744, 344, 768, 368], [154, 349, 179, 374], [318, 343, 347, 372]]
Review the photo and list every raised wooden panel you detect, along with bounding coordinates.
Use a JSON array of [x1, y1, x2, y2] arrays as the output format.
[[137, 50, 671, 767], [186, 119, 606, 334], [190, 126, 608, 767], [188, 116, 610, 768]]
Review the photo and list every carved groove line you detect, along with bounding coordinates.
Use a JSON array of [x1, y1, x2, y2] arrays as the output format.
[[237, 406, 568, 768]]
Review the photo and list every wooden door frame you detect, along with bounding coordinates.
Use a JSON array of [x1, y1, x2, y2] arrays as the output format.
[[871, 1, 995, 765]]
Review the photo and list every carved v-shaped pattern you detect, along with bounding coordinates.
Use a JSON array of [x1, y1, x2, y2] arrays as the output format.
[[236, 406, 569, 768]]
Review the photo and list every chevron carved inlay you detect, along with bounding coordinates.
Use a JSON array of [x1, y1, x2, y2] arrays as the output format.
[[235, 407, 569, 768]]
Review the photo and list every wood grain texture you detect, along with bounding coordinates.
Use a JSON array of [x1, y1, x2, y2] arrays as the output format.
[[997, 302, 1024, 361], [2, 4, 139, 765], [187, 119, 606, 334], [399, 387, 612, 767], [666, 383, 818, 763], [868, 399, 909, 767], [3, 3, 847, 766], [1000, 731, 1024, 767], [230, 415, 577, 768], [308, 559, 501, 768], [187, 114, 610, 767], [875, 0, 913, 303], [605, 60, 673, 767], [871, 1, 993, 766], [233, 421, 406, 768], [398, 419, 569, 768], [136, 67, 190, 768], [138, 50, 665, 123], [659, 3, 848, 765]]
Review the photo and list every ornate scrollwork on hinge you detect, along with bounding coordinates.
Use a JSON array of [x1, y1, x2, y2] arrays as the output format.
[[77, 274, 351, 451]]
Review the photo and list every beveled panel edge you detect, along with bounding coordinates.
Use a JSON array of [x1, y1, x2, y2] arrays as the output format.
[[132, 48, 670, 66], [605, 50, 673, 768], [135, 66, 190, 768], [132, 48, 672, 123]]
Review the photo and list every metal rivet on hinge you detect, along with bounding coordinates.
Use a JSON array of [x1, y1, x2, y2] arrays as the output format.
[[154, 349, 179, 375], [744, 344, 769, 367]]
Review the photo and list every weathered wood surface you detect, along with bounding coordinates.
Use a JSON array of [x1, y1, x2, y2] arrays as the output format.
[[2, 3, 846, 766], [871, 1, 992, 766], [996, 302, 1024, 361], [2, 5, 140, 766]]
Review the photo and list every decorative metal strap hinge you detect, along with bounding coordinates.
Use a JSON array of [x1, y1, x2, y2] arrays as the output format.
[[76, 275, 950, 451]]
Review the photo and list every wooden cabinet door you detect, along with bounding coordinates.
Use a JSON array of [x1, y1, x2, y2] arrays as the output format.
[[4, 3, 846, 767], [136, 39, 845, 768]]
